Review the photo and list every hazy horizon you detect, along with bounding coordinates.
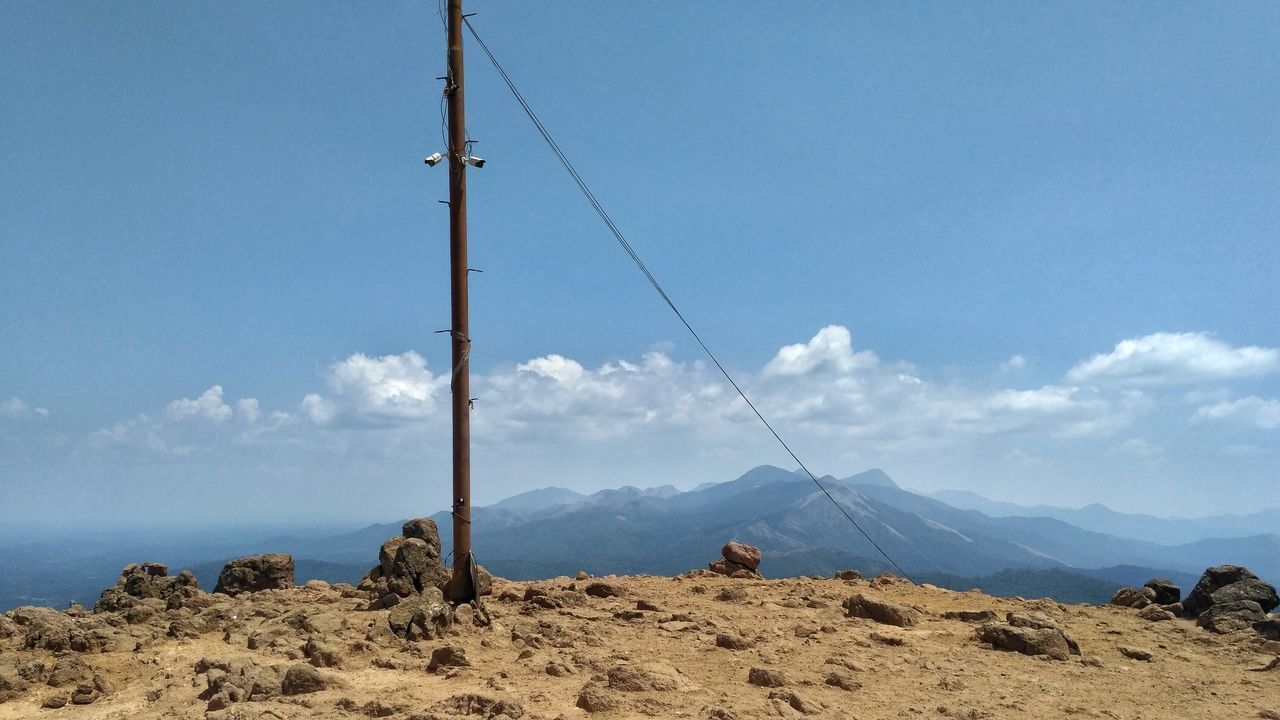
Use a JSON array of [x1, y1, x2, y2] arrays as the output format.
[[3, 3, 1277, 527]]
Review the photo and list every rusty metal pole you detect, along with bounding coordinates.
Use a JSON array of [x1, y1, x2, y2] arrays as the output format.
[[445, 0, 475, 603]]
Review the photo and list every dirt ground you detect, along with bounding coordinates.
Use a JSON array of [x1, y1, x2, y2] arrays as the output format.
[[2, 573, 1278, 720]]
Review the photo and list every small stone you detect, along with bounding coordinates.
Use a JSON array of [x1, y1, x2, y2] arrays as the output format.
[[281, 664, 326, 695], [42, 695, 69, 708], [747, 667, 786, 687], [70, 684, 100, 705], [1119, 646, 1153, 661], [428, 645, 470, 673], [584, 582, 625, 598], [842, 594, 920, 627], [716, 633, 754, 650], [824, 671, 861, 691], [576, 683, 617, 713]]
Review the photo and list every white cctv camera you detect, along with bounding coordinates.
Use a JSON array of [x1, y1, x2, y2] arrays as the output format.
[[424, 152, 445, 167], [465, 155, 486, 168]]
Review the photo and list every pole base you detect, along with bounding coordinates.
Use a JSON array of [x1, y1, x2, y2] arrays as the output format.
[[445, 551, 478, 604]]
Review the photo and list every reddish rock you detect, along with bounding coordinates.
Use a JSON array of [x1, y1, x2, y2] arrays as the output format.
[[722, 542, 762, 571]]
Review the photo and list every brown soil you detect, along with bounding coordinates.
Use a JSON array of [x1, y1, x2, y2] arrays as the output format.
[[3, 574, 1278, 720]]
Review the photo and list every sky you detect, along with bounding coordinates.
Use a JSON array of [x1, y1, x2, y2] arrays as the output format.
[[1, 2, 1277, 529]]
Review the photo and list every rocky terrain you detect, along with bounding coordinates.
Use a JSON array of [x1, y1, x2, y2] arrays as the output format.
[[2, 524, 1278, 720]]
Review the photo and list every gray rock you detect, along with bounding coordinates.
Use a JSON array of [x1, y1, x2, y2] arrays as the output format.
[[1110, 586, 1155, 608], [824, 671, 861, 691], [976, 624, 1071, 661], [1137, 605, 1176, 622], [1255, 618, 1280, 641], [842, 594, 920, 627], [1183, 565, 1275, 617], [1143, 578, 1181, 606], [584, 582, 625, 598], [213, 554, 295, 596], [0, 672, 29, 704], [401, 518, 443, 555], [606, 663, 682, 692], [427, 645, 470, 673], [378, 536, 406, 576], [715, 633, 754, 650], [747, 667, 787, 687], [1197, 600, 1267, 634], [387, 587, 451, 641], [943, 610, 998, 623], [576, 683, 617, 712], [70, 684, 100, 705], [281, 664, 325, 695], [46, 658, 94, 688], [1119, 646, 1153, 661]]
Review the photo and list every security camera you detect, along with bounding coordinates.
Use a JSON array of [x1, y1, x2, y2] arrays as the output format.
[[424, 152, 445, 167], [465, 155, 486, 168]]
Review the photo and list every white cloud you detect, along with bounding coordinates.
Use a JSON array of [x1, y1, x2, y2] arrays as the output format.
[[763, 325, 879, 376], [999, 355, 1028, 372], [235, 398, 261, 424], [1113, 438, 1160, 457], [1066, 332, 1280, 384], [1191, 396, 1280, 430], [165, 386, 232, 422], [326, 351, 445, 420], [299, 394, 337, 425], [0, 397, 49, 419]]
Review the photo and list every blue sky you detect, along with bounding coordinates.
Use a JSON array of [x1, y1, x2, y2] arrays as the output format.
[[1, 2, 1277, 528]]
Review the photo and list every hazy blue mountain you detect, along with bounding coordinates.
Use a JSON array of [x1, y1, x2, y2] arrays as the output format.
[[489, 487, 586, 512], [846, 477, 1280, 581], [4, 465, 1275, 612], [842, 468, 900, 489], [928, 489, 1280, 545], [1073, 565, 1200, 592]]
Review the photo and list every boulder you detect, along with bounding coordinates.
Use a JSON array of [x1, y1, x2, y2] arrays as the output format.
[[281, 664, 325, 695], [842, 594, 920, 627], [98, 564, 202, 612], [576, 683, 617, 713], [834, 569, 862, 581], [1183, 565, 1277, 617], [1197, 600, 1267, 634], [1137, 605, 1176, 622], [584, 582, 625, 599], [213, 554, 295, 596], [716, 633, 754, 650], [722, 542, 761, 571], [0, 672, 29, 704], [401, 518, 443, 555], [1143, 578, 1181, 606], [430, 694, 523, 718], [1254, 618, 1280, 641], [707, 541, 764, 579], [943, 610, 998, 623], [747, 667, 787, 687], [1119, 646, 1153, 661], [976, 624, 1071, 661], [387, 587, 451, 641], [1005, 611, 1080, 654], [427, 645, 470, 673], [1110, 586, 1155, 609], [606, 663, 683, 692]]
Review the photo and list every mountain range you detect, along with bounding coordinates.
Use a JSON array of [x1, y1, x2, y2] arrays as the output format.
[[0, 466, 1274, 610]]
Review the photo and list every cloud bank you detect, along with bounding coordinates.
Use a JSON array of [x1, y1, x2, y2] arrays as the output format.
[[3, 328, 1276, 523]]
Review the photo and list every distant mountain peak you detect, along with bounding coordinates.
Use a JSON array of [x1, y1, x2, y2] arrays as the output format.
[[488, 487, 586, 512], [842, 468, 899, 490]]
